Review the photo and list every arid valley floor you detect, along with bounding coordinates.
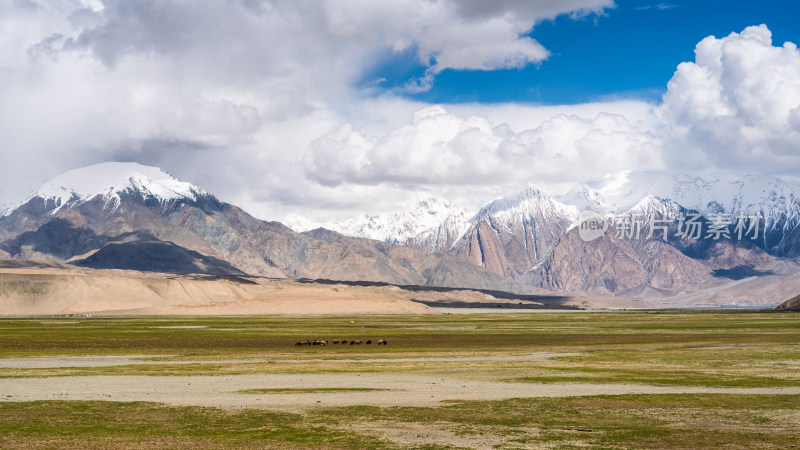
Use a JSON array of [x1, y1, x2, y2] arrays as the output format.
[[1, 312, 799, 448]]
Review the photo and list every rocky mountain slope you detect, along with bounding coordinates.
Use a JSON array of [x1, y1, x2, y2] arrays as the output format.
[[8, 163, 799, 306], [776, 294, 800, 311], [449, 185, 576, 279], [0, 163, 531, 294], [318, 172, 800, 306]]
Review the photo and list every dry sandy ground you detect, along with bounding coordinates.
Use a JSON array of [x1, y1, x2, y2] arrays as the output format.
[[0, 264, 649, 315], [0, 266, 437, 315], [4, 372, 799, 412], [0, 353, 582, 369], [2, 355, 800, 412]]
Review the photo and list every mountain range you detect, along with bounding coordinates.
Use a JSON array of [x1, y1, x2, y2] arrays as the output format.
[[315, 172, 800, 307], [0, 163, 528, 295], [2, 163, 799, 308]]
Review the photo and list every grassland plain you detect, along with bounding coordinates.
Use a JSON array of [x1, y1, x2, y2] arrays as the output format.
[[0, 311, 799, 448]]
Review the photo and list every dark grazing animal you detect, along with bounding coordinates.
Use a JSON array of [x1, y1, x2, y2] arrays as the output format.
[[376, 339, 387, 345]]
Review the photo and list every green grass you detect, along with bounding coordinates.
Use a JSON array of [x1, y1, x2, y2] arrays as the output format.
[[1, 311, 799, 448], [2, 312, 798, 387], [309, 394, 800, 448], [0, 401, 391, 449], [515, 367, 799, 387], [1, 394, 798, 449], [1, 312, 798, 357]]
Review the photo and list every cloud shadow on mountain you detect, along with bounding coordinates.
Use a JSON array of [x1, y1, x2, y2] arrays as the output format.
[[712, 266, 775, 280]]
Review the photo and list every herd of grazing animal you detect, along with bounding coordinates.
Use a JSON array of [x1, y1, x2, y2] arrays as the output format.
[[293, 340, 329, 346], [294, 339, 387, 347]]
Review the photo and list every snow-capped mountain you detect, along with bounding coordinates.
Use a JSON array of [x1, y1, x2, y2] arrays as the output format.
[[554, 171, 800, 256], [0, 162, 525, 294], [563, 171, 800, 222], [322, 184, 579, 275], [293, 172, 800, 266], [318, 171, 800, 304], [557, 183, 604, 212], [331, 196, 471, 253], [4, 162, 207, 216], [477, 184, 578, 224], [4, 162, 800, 305], [448, 184, 578, 279]]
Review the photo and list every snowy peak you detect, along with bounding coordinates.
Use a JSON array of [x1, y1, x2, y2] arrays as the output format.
[[622, 195, 684, 222], [557, 183, 604, 212], [333, 196, 470, 246], [587, 171, 677, 213], [562, 171, 800, 223], [478, 183, 576, 225], [480, 184, 549, 214], [13, 162, 207, 215], [732, 174, 800, 224], [322, 172, 800, 268]]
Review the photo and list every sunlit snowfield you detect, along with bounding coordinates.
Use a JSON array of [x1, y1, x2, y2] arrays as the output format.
[[1, 312, 799, 448]]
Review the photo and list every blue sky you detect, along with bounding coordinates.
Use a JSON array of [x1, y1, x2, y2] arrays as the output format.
[[366, 0, 800, 104]]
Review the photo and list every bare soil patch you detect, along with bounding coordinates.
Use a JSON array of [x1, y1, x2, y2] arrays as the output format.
[[3, 373, 800, 412]]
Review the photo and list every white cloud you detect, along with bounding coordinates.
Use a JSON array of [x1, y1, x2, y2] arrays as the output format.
[[323, 0, 612, 75], [346, 0, 613, 91], [2, 2, 799, 227], [302, 24, 800, 221], [304, 105, 662, 192], [635, 3, 677, 11], [657, 24, 800, 174], [0, 0, 614, 207]]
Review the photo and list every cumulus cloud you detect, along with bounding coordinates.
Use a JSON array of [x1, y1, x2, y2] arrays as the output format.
[[2, 2, 799, 225], [303, 24, 800, 220], [380, 0, 613, 90], [304, 105, 661, 190], [657, 25, 800, 173], [324, 0, 611, 74], [0, 0, 613, 208]]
